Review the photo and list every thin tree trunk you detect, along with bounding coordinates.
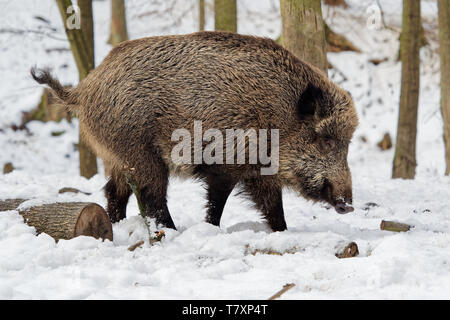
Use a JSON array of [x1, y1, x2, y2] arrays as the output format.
[[79, 0, 94, 66], [392, 0, 421, 179], [56, 0, 98, 179], [56, 0, 93, 79], [438, 0, 450, 175], [214, 0, 237, 32], [199, 0, 205, 31], [280, 0, 328, 75], [107, 0, 129, 46], [78, 0, 98, 179]]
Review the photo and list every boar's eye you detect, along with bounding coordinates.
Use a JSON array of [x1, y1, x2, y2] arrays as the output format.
[[320, 137, 335, 152]]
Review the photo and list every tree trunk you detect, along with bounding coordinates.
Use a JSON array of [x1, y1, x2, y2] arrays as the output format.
[[56, 0, 98, 178], [107, 0, 129, 46], [438, 0, 450, 175], [0, 200, 113, 241], [78, 0, 98, 178], [214, 0, 237, 32], [199, 0, 205, 31], [56, 0, 93, 79], [79, 0, 94, 66], [78, 134, 98, 179], [280, 0, 328, 75], [392, 0, 421, 179]]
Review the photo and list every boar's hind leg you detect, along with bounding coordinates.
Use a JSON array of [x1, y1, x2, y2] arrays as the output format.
[[105, 174, 132, 223], [243, 177, 287, 232], [204, 173, 237, 227]]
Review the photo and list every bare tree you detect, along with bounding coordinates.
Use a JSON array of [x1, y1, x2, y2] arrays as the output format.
[[392, 0, 421, 179], [199, 0, 205, 31], [214, 0, 237, 32], [56, 0, 93, 79], [107, 0, 129, 46], [56, 0, 98, 178], [280, 0, 328, 75], [438, 0, 450, 175]]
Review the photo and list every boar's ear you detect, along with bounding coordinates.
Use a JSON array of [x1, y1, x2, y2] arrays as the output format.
[[297, 83, 324, 119]]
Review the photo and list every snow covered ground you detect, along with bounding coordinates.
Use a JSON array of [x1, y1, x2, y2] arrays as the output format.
[[1, 0, 449, 299]]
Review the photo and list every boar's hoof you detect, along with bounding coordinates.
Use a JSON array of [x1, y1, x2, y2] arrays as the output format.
[[334, 200, 354, 214]]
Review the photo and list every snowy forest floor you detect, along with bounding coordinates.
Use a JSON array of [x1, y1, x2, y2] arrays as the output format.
[[1, 0, 450, 299]]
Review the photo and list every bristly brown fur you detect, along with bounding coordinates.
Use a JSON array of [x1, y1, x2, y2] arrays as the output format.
[[32, 31, 358, 231]]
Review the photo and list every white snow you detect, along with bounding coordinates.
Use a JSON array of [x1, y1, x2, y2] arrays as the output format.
[[0, 0, 449, 299]]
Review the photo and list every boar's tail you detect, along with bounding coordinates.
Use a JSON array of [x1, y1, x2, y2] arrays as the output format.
[[30, 67, 78, 111]]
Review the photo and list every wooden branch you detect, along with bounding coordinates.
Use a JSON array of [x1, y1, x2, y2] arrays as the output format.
[[128, 240, 144, 251], [58, 187, 91, 195], [268, 283, 296, 300], [335, 242, 359, 258], [325, 23, 361, 53], [0, 200, 113, 241], [375, 0, 399, 32], [380, 220, 411, 232]]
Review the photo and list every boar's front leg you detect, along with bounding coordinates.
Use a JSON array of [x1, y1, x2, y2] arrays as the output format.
[[243, 176, 287, 232], [140, 184, 176, 230], [136, 158, 176, 230]]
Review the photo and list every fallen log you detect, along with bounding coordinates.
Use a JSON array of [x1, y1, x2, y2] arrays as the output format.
[[0, 200, 113, 241], [0, 199, 26, 211], [380, 220, 411, 232]]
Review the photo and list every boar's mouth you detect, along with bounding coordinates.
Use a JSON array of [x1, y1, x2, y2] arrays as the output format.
[[320, 180, 354, 214]]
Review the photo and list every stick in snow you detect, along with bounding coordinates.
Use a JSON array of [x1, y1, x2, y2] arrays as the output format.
[[268, 283, 296, 300], [128, 240, 145, 251]]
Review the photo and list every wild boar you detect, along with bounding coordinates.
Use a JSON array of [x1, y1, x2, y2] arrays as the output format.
[[31, 31, 358, 231]]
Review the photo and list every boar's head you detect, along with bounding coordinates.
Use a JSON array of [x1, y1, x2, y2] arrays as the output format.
[[280, 82, 359, 214]]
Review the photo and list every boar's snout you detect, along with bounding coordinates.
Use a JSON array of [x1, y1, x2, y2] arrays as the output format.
[[334, 200, 354, 214], [321, 179, 354, 214]]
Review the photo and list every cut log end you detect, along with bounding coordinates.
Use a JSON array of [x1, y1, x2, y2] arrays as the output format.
[[74, 203, 113, 241], [335, 242, 359, 259]]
